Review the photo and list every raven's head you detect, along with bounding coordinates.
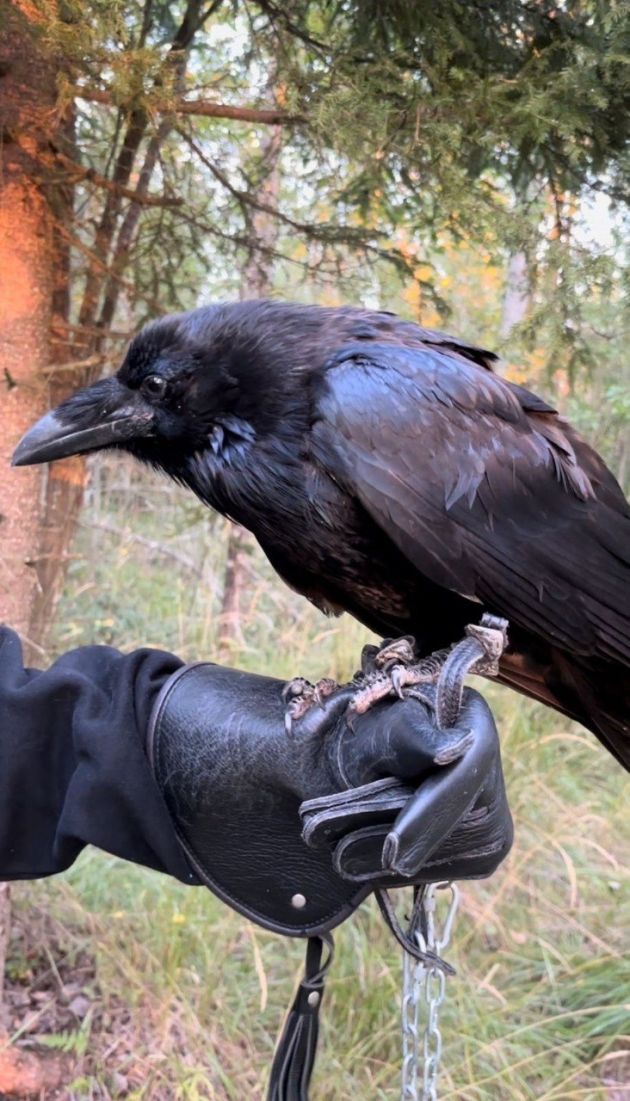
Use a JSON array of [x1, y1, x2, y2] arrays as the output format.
[[11, 310, 262, 478]]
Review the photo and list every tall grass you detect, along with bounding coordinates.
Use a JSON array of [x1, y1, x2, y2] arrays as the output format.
[[11, 454, 627, 1099]]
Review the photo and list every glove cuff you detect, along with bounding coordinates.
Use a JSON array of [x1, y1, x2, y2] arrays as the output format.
[[147, 661, 372, 936]]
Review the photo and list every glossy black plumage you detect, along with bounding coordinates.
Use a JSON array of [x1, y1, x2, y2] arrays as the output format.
[[14, 301, 630, 767]]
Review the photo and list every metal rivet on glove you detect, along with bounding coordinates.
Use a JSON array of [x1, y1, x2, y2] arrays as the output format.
[[291, 893, 307, 909]]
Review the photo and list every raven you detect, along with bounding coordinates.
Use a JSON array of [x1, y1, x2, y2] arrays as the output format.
[[13, 301, 630, 768]]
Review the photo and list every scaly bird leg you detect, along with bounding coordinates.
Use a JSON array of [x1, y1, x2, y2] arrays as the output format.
[[463, 616, 508, 675], [282, 637, 446, 735], [282, 615, 509, 736], [348, 638, 451, 718]]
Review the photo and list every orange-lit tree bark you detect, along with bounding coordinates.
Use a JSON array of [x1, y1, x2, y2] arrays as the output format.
[[217, 124, 283, 656], [0, 4, 67, 1090], [0, 2, 56, 647]]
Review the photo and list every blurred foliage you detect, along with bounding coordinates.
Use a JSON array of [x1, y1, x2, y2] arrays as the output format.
[[25, 0, 628, 379]]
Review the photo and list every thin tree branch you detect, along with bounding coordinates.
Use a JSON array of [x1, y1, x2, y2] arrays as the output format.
[[53, 219, 164, 313], [94, 0, 227, 332], [96, 8, 195, 332], [53, 149, 182, 207], [80, 519, 202, 576], [51, 321, 133, 341], [255, 0, 328, 53], [75, 86, 302, 125], [179, 128, 353, 243], [42, 354, 106, 377], [76, 0, 209, 332], [137, 0, 154, 48], [193, 0, 225, 33], [177, 126, 417, 269], [96, 122, 174, 331]]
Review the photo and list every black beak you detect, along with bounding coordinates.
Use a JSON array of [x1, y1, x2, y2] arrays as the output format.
[[11, 378, 155, 467]]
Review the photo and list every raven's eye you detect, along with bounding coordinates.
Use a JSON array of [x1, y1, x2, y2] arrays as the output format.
[[141, 374, 168, 399]]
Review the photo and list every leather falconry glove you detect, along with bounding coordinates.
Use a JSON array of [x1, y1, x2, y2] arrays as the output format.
[[148, 625, 513, 1101], [148, 663, 511, 932]]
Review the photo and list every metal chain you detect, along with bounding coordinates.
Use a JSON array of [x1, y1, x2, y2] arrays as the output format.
[[401, 883, 460, 1101]]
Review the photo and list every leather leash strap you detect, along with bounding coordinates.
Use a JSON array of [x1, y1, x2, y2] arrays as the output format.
[[268, 934, 334, 1101]]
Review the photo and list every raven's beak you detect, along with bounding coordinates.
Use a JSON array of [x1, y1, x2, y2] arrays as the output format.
[[11, 378, 155, 467]]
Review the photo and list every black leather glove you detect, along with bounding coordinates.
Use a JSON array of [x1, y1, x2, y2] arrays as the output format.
[[148, 662, 512, 939]]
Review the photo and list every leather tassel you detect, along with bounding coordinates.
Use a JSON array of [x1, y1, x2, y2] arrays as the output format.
[[268, 934, 334, 1101]]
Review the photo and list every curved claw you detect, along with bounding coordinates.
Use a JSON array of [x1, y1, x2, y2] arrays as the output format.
[[312, 678, 338, 707], [390, 666, 407, 700], [465, 616, 509, 676], [345, 705, 359, 733], [404, 684, 436, 710], [374, 636, 417, 671], [287, 683, 356, 740], [360, 643, 381, 675]]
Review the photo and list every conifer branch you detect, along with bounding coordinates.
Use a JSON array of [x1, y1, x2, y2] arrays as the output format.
[[75, 87, 302, 126], [53, 150, 182, 207]]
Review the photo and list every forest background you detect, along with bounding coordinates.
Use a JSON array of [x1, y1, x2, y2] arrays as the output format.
[[0, 1, 628, 1097]]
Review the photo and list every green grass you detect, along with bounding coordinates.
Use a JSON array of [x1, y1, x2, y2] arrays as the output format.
[[11, 454, 628, 1099]]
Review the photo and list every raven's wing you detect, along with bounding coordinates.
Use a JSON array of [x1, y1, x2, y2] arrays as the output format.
[[312, 342, 630, 666]]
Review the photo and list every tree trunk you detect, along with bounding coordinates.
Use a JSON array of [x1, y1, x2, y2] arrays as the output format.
[[216, 126, 282, 657], [0, 2, 56, 647], [0, 884, 9, 1014], [499, 250, 530, 340], [0, 4, 65, 1092], [216, 525, 250, 655], [27, 99, 90, 649]]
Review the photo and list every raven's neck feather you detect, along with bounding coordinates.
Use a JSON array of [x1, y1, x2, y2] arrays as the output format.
[[181, 419, 314, 539]]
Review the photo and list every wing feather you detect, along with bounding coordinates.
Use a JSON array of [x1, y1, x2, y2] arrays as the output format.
[[312, 343, 630, 663]]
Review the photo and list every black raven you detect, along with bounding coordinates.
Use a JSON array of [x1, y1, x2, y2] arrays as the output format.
[[13, 301, 630, 768]]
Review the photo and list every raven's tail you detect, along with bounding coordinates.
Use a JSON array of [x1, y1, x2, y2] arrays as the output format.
[[497, 646, 630, 771]]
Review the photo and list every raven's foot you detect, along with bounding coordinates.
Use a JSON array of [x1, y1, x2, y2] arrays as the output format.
[[282, 617, 509, 736], [349, 617, 509, 719], [282, 639, 427, 736], [432, 614, 509, 728], [282, 676, 340, 735], [463, 616, 508, 676], [348, 636, 450, 719]]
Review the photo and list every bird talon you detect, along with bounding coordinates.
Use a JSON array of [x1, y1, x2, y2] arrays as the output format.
[[360, 643, 381, 675], [465, 615, 509, 677], [282, 676, 312, 703], [343, 636, 447, 718], [390, 667, 406, 699], [283, 676, 345, 737], [373, 636, 417, 672], [312, 677, 338, 707], [345, 702, 360, 732], [433, 730, 475, 765]]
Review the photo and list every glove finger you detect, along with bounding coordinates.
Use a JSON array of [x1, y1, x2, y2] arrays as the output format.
[[382, 698, 476, 775], [382, 695, 499, 876]]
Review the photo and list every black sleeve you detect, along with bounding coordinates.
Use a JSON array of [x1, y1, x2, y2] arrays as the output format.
[[0, 626, 198, 884]]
